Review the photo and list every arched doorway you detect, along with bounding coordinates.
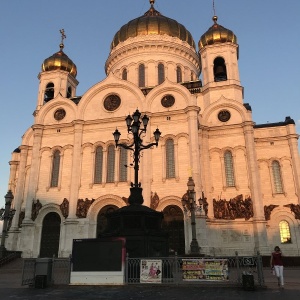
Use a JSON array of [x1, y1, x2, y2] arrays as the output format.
[[39, 212, 61, 258], [96, 205, 118, 237], [162, 205, 185, 255]]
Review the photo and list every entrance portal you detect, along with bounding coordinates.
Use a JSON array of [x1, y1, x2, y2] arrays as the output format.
[[39, 212, 61, 257], [96, 205, 118, 237], [162, 205, 185, 255]]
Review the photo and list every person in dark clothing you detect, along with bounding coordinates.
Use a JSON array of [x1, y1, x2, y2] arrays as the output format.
[[270, 246, 284, 288]]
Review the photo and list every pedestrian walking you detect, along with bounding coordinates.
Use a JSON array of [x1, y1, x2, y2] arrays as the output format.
[[270, 246, 284, 288]]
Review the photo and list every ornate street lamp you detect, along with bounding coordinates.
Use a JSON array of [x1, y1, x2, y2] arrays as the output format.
[[181, 177, 200, 255], [0, 190, 16, 258], [113, 109, 161, 205]]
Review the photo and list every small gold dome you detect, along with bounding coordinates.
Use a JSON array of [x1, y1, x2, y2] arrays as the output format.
[[42, 43, 77, 77], [199, 16, 237, 49], [110, 1, 195, 50]]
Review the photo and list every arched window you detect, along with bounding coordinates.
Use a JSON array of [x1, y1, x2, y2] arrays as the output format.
[[67, 86, 72, 98], [94, 146, 103, 184], [279, 220, 291, 243], [119, 148, 127, 182], [166, 139, 175, 178], [50, 150, 60, 187], [139, 64, 145, 87], [214, 57, 227, 82], [176, 66, 182, 83], [224, 150, 235, 187], [44, 82, 54, 102], [122, 69, 127, 80], [272, 160, 283, 193], [158, 63, 165, 84], [107, 145, 115, 183]]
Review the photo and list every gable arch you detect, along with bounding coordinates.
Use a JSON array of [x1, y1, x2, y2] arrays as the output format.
[[87, 194, 125, 221], [156, 196, 183, 212]]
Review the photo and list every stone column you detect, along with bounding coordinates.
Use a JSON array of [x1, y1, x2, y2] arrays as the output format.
[[286, 124, 300, 203], [10, 146, 29, 230], [20, 125, 43, 257], [243, 122, 269, 254], [23, 125, 43, 221], [62, 120, 84, 257], [185, 105, 201, 194]]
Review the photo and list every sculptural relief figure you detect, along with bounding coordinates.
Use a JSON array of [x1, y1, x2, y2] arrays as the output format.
[[31, 199, 42, 221], [60, 198, 69, 218], [18, 211, 25, 228], [284, 204, 300, 219], [264, 204, 279, 221], [213, 195, 254, 220], [76, 198, 95, 218], [150, 192, 160, 210]]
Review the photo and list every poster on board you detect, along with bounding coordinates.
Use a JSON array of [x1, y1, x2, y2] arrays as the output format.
[[182, 259, 228, 281], [140, 259, 162, 283]]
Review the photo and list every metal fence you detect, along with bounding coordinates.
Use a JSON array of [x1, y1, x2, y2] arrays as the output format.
[[22, 257, 71, 286], [126, 252, 265, 287], [21, 252, 264, 287]]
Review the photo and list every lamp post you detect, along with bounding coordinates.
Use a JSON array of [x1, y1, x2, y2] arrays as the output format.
[[181, 177, 200, 255], [113, 109, 161, 205], [0, 190, 16, 258]]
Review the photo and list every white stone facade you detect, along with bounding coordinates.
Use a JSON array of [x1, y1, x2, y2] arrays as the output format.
[[5, 4, 300, 258]]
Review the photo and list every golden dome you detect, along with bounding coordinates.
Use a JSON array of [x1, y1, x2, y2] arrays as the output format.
[[199, 16, 237, 49], [110, 1, 195, 50], [42, 43, 77, 77]]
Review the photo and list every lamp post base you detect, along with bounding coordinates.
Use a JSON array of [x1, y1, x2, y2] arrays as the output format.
[[0, 246, 7, 259], [190, 239, 200, 255]]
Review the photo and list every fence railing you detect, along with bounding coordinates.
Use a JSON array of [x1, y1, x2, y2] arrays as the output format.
[[22, 257, 71, 286], [21, 252, 264, 287], [126, 252, 265, 286]]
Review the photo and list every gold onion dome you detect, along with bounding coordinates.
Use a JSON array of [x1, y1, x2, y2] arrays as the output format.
[[42, 43, 77, 77], [110, 0, 195, 50], [199, 16, 237, 49]]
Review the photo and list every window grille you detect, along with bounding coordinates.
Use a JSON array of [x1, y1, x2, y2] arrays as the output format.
[[50, 150, 60, 187], [166, 139, 175, 178], [224, 151, 235, 187], [122, 69, 127, 80], [139, 64, 145, 87], [107, 145, 115, 183], [158, 63, 165, 84], [272, 161, 283, 193], [94, 146, 103, 184], [119, 148, 128, 182], [176, 66, 182, 83], [279, 220, 291, 243]]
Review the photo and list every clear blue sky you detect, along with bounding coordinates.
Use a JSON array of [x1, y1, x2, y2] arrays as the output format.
[[0, 0, 299, 208]]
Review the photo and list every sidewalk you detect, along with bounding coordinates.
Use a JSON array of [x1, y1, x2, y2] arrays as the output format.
[[0, 259, 300, 300]]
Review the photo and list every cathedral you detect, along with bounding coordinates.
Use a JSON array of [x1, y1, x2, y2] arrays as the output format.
[[6, 0, 300, 258]]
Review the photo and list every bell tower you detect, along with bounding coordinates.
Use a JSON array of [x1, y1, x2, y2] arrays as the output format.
[[198, 16, 243, 103], [36, 29, 78, 110]]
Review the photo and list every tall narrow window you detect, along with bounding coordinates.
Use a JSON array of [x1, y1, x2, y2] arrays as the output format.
[[158, 63, 165, 84], [139, 64, 145, 87], [107, 145, 115, 183], [272, 160, 283, 193], [279, 220, 291, 243], [224, 151, 235, 187], [67, 86, 72, 98], [214, 57, 227, 82], [122, 68, 127, 80], [51, 150, 60, 187], [166, 139, 175, 178], [119, 148, 128, 182], [176, 66, 182, 83], [94, 146, 103, 184], [44, 82, 54, 102]]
